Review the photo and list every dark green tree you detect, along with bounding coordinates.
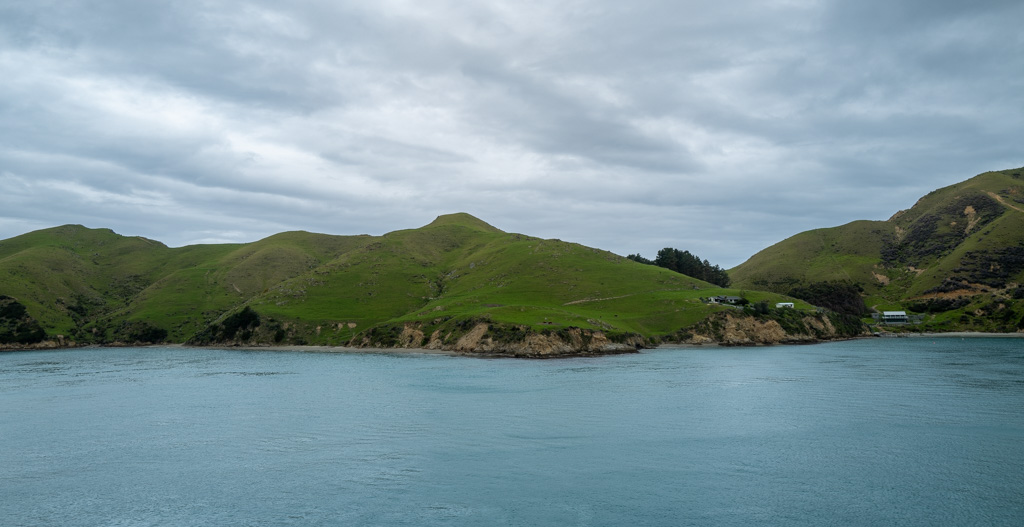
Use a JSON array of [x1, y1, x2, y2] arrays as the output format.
[[631, 248, 731, 287], [787, 281, 867, 316], [626, 253, 652, 265], [0, 296, 47, 345]]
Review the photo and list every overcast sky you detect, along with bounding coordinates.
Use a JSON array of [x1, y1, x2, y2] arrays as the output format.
[[1, 0, 1022, 267]]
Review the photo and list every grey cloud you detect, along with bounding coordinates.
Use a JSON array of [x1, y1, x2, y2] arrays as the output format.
[[462, 73, 701, 173], [0, 0, 1021, 268]]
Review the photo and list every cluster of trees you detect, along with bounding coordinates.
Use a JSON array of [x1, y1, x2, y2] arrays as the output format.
[[906, 297, 971, 313], [112, 320, 168, 344], [191, 306, 262, 344], [786, 281, 867, 316], [0, 296, 46, 345], [881, 195, 1004, 267], [952, 245, 1024, 289], [627, 248, 731, 287]]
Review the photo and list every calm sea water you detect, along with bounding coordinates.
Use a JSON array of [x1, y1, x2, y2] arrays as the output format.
[[2, 339, 1023, 526]]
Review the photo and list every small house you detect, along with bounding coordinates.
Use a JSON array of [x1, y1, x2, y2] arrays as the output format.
[[709, 295, 743, 304], [882, 311, 908, 324], [775, 302, 794, 309]]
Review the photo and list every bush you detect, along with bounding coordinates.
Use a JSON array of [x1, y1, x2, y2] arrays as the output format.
[[488, 324, 528, 344], [881, 194, 1005, 267], [0, 296, 27, 319], [114, 321, 168, 343], [220, 306, 261, 340], [950, 245, 1024, 289], [190, 306, 262, 344], [0, 296, 47, 345], [907, 297, 971, 313], [787, 281, 867, 315]]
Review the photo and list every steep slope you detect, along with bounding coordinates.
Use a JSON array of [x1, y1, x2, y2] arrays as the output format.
[[731, 167, 1024, 331], [0, 225, 370, 342], [236, 215, 739, 347], [0, 225, 180, 336], [119, 231, 373, 341], [728, 220, 896, 292], [1, 213, 846, 352]]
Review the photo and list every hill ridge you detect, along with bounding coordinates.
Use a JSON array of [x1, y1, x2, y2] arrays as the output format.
[[9, 163, 1023, 353], [1, 212, 854, 353], [730, 166, 1024, 333]]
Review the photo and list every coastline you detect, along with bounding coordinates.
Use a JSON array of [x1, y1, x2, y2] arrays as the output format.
[[169, 343, 466, 357], [902, 331, 1024, 338], [151, 344, 637, 359], [4, 331, 1021, 356]]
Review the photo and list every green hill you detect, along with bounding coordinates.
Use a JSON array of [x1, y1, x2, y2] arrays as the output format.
[[2, 213, 854, 354], [731, 167, 1024, 332], [7, 165, 1021, 352]]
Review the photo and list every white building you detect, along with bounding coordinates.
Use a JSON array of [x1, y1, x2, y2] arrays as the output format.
[[882, 311, 908, 324]]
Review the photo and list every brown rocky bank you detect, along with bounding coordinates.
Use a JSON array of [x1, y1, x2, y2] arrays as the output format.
[[349, 311, 868, 357], [349, 322, 648, 358], [0, 336, 80, 351], [674, 311, 870, 346]]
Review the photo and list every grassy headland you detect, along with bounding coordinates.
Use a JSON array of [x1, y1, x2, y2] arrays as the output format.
[[0, 213, 851, 355]]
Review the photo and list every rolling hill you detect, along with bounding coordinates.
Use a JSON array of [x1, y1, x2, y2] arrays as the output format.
[[6, 168, 1023, 353], [730, 167, 1024, 332], [1, 213, 854, 355]]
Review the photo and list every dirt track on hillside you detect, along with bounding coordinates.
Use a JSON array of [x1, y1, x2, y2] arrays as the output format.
[[988, 191, 1024, 214]]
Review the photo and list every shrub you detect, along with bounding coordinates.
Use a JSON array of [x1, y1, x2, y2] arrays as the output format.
[[220, 306, 261, 340], [0, 296, 47, 345], [787, 281, 867, 315], [114, 321, 168, 343], [907, 297, 971, 313]]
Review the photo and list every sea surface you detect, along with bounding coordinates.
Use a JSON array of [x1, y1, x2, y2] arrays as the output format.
[[2, 338, 1023, 526]]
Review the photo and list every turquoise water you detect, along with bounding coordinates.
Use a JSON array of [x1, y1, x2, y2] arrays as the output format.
[[2, 339, 1023, 526]]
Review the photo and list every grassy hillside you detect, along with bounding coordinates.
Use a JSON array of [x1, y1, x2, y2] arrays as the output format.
[[1, 213, 824, 351], [731, 167, 1024, 332], [7, 166, 1019, 350], [240, 215, 804, 346]]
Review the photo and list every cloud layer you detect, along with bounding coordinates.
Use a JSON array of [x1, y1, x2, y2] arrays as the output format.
[[2, 0, 1022, 266]]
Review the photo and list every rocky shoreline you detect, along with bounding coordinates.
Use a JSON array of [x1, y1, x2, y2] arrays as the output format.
[[4, 327, 1019, 357]]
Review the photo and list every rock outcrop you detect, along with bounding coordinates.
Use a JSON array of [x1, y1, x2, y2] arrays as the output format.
[[674, 311, 867, 346], [355, 322, 646, 358], [350, 308, 869, 356]]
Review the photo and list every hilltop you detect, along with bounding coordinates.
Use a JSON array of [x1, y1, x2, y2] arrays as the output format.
[[0, 214, 860, 355], [731, 167, 1024, 333]]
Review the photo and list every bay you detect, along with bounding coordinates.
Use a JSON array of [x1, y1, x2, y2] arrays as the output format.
[[1, 338, 1022, 526]]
